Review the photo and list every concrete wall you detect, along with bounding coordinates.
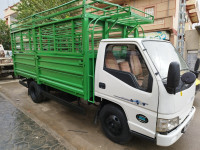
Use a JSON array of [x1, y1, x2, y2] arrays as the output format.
[[129, 0, 178, 45], [109, 0, 177, 30], [184, 30, 200, 66], [185, 30, 200, 51], [130, 0, 176, 18], [127, 0, 193, 45], [107, 0, 195, 46], [173, 0, 179, 32]]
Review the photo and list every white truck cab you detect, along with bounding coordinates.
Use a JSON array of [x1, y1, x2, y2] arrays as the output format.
[[95, 38, 196, 146]]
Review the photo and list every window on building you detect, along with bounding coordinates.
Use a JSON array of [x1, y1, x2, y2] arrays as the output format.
[[145, 7, 154, 17]]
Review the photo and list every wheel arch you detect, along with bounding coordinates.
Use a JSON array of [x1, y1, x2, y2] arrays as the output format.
[[100, 99, 128, 119]]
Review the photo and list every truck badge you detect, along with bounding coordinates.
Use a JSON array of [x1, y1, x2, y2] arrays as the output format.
[[136, 114, 148, 123]]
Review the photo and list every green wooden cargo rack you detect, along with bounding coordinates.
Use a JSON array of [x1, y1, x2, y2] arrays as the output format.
[[10, 0, 154, 103]]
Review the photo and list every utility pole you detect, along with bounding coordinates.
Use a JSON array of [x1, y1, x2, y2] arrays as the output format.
[[176, 0, 186, 56]]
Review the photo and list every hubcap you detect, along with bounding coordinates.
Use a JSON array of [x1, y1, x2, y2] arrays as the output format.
[[105, 115, 122, 136]]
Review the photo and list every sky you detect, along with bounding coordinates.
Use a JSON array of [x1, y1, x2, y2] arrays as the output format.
[[0, 0, 20, 19], [0, 0, 200, 20]]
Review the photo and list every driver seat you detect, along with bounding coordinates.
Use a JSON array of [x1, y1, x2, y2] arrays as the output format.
[[105, 51, 120, 70]]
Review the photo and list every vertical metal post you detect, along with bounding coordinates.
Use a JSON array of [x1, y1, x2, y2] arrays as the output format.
[[28, 29, 32, 51], [32, 23, 37, 52], [134, 27, 139, 38], [82, 17, 90, 100], [39, 27, 43, 51], [176, 0, 186, 56], [53, 24, 57, 51], [11, 33, 17, 76], [20, 31, 24, 51], [71, 20, 75, 52], [82, 0, 91, 100], [13, 33, 16, 51], [122, 26, 127, 38], [10, 34, 14, 52], [32, 16, 40, 84]]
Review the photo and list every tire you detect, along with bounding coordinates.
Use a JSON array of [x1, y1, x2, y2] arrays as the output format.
[[99, 104, 132, 144], [28, 81, 45, 103]]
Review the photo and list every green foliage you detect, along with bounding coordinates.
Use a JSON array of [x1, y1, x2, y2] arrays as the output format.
[[13, 0, 77, 20], [0, 19, 11, 50]]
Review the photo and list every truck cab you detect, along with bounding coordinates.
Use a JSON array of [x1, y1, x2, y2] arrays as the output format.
[[95, 38, 196, 146]]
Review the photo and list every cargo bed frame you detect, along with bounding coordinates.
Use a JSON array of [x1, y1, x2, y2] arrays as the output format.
[[11, 0, 154, 103]]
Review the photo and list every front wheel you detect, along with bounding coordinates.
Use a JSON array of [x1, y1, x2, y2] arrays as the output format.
[[99, 104, 132, 144]]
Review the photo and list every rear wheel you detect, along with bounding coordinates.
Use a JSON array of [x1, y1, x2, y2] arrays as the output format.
[[99, 104, 132, 144], [28, 81, 45, 103]]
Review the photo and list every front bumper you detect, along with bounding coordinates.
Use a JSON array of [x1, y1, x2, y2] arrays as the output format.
[[156, 106, 196, 147]]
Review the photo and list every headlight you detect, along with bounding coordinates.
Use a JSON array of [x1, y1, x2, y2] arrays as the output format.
[[157, 117, 179, 132]]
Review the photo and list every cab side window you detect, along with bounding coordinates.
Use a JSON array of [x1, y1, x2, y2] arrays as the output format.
[[104, 44, 153, 92]]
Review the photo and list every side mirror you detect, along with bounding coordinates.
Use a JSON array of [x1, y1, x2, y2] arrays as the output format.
[[181, 72, 196, 84], [167, 62, 180, 94], [194, 58, 200, 78]]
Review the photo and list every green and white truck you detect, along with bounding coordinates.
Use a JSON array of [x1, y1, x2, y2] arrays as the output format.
[[11, 0, 199, 146]]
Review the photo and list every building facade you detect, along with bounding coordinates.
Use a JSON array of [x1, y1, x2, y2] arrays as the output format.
[[4, 3, 19, 26], [106, 0, 199, 46], [185, 26, 200, 70]]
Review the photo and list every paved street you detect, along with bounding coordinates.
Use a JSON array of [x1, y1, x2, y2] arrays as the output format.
[[0, 89, 68, 150], [0, 76, 200, 150]]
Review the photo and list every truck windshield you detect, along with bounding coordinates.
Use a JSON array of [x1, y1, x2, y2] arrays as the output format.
[[142, 41, 189, 79]]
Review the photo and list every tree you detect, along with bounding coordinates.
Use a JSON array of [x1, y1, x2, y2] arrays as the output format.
[[13, 0, 77, 21], [0, 19, 11, 50]]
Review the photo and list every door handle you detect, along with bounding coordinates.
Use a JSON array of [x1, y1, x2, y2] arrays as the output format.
[[99, 82, 106, 89]]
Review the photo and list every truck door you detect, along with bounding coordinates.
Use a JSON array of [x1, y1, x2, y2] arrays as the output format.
[[95, 42, 159, 138]]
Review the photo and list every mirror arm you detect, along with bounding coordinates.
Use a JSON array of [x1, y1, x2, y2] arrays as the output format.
[[166, 87, 176, 95], [190, 70, 199, 78]]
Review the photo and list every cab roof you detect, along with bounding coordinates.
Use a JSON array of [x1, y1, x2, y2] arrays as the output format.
[[101, 38, 168, 43]]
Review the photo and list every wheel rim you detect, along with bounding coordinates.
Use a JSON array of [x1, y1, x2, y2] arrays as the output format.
[[105, 115, 122, 136]]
